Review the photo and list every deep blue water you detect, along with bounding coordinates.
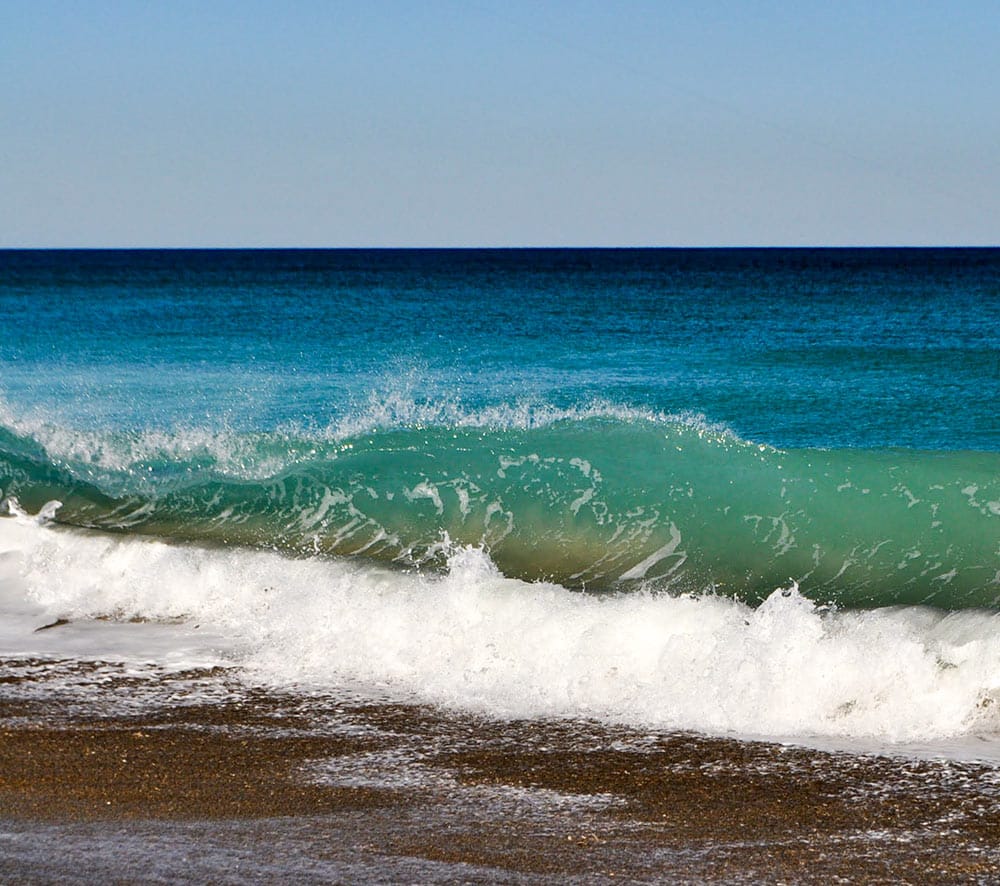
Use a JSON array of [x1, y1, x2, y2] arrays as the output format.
[[2, 247, 998, 450]]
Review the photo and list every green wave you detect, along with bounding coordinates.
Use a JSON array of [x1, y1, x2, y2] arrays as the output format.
[[1, 419, 998, 609]]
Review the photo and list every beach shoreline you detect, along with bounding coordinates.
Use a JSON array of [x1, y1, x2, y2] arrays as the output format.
[[2, 660, 999, 883]]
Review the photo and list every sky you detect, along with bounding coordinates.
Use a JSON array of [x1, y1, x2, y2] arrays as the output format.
[[2, 1, 998, 247]]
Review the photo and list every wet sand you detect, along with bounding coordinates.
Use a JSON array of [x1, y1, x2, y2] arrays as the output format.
[[2, 661, 1000, 883]]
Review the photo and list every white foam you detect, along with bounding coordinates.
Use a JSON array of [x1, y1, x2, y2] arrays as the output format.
[[2, 507, 1000, 753], [0, 518, 231, 672]]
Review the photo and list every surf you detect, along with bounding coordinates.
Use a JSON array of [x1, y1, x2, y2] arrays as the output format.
[[1, 407, 998, 609], [2, 505, 1000, 746]]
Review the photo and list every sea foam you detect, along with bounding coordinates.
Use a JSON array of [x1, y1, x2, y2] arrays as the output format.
[[2, 504, 1000, 750]]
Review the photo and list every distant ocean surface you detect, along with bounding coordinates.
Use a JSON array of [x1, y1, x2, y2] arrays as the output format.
[[2, 247, 999, 748]]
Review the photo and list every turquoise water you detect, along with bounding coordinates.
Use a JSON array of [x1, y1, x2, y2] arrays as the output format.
[[2, 248, 999, 609]]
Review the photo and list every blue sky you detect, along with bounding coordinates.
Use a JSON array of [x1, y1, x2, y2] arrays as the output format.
[[3, 1, 998, 246]]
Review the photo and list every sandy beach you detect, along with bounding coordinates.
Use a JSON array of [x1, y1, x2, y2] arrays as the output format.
[[2, 658, 999, 883]]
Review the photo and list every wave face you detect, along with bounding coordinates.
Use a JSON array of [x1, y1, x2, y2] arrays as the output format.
[[2, 411, 998, 609]]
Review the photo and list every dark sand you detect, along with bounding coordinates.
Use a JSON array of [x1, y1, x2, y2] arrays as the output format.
[[2, 660, 1000, 883]]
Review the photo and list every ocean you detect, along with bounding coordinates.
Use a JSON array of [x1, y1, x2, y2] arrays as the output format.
[[2, 248, 1000, 880]]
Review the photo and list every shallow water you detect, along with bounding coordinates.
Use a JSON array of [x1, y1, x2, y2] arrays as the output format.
[[3, 658, 1000, 884]]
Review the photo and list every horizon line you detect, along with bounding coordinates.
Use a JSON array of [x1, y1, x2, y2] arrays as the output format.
[[3, 244, 999, 252]]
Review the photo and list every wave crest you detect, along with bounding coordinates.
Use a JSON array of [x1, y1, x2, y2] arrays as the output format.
[[2, 402, 999, 609]]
